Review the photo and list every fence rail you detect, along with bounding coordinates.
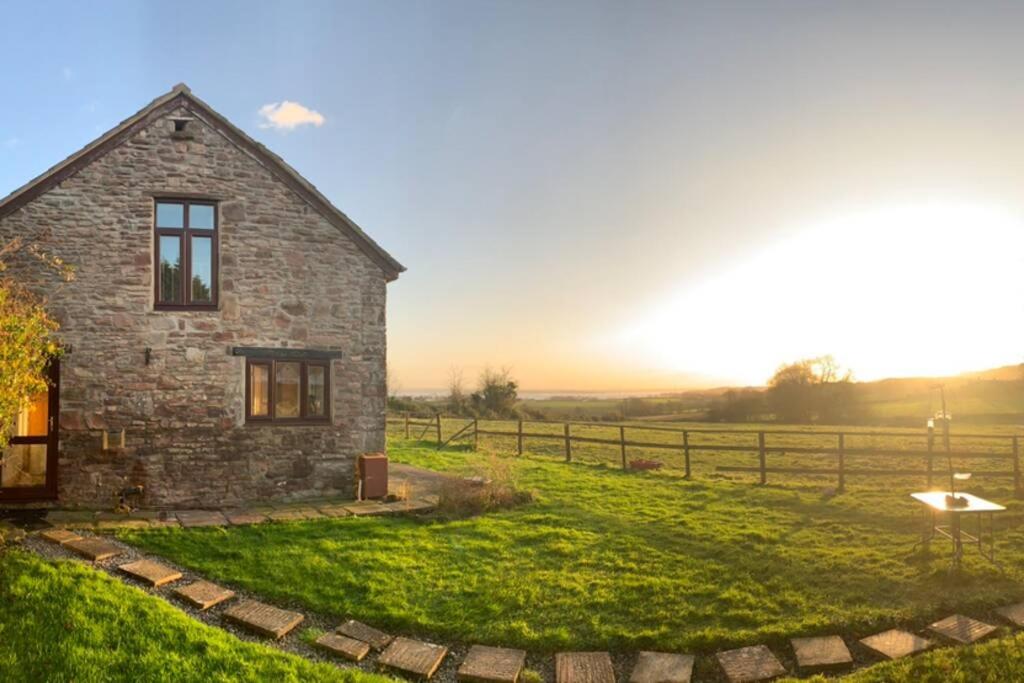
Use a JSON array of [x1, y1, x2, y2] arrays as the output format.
[[386, 414, 1022, 495]]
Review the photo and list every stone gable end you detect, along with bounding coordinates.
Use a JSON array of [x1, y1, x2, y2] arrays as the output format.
[[0, 106, 388, 507]]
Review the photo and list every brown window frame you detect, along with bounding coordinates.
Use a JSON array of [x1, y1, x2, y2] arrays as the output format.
[[154, 198, 219, 310], [245, 358, 331, 424]]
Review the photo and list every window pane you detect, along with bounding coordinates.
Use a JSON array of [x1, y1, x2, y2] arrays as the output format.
[[1, 444, 47, 487], [14, 391, 48, 436], [156, 202, 184, 228], [189, 204, 215, 230], [190, 236, 213, 302], [307, 366, 326, 417], [158, 235, 182, 304], [275, 363, 301, 418], [250, 364, 270, 417]]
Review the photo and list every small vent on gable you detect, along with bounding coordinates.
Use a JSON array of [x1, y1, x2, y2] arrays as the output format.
[[170, 117, 195, 139]]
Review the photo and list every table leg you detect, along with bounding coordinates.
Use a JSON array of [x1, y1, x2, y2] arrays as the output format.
[[951, 512, 962, 570]]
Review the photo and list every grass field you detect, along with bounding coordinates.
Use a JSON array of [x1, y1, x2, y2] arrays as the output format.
[[119, 437, 1024, 676], [0, 550, 388, 683]]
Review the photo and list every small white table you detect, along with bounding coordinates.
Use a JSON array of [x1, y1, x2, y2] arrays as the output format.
[[911, 491, 1006, 570]]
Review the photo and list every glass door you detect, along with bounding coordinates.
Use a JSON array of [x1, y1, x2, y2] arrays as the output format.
[[1, 361, 58, 501]]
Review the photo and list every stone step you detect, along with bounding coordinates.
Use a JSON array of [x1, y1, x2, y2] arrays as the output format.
[[173, 580, 236, 610], [378, 636, 448, 679], [316, 632, 371, 662], [174, 510, 228, 528], [791, 636, 852, 672], [336, 619, 393, 650], [629, 651, 694, 683], [457, 644, 527, 683], [555, 652, 616, 683], [118, 559, 183, 587], [40, 528, 82, 545], [996, 602, 1024, 627], [928, 614, 997, 645], [64, 537, 122, 561], [859, 629, 932, 660], [715, 645, 786, 683], [223, 599, 304, 639], [224, 511, 268, 526], [344, 501, 393, 516]]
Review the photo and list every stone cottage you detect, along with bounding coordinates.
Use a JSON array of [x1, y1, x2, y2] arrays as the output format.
[[0, 84, 404, 508]]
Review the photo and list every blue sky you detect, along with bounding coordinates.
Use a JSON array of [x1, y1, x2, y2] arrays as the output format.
[[3, 1, 1023, 391]]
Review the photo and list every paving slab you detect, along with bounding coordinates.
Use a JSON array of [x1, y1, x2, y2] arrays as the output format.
[[45, 510, 95, 524], [175, 510, 228, 528], [224, 511, 268, 525], [996, 601, 1024, 627], [40, 528, 82, 545], [378, 636, 448, 679], [316, 632, 371, 662], [316, 504, 353, 518], [791, 636, 852, 671], [344, 501, 392, 516], [223, 599, 304, 639], [928, 614, 997, 644], [336, 619, 393, 650], [267, 508, 314, 522], [118, 559, 183, 587], [716, 645, 786, 683], [629, 651, 694, 683], [64, 537, 122, 561], [457, 644, 527, 683], [386, 499, 436, 513], [174, 580, 236, 610], [555, 652, 616, 683], [859, 629, 932, 660]]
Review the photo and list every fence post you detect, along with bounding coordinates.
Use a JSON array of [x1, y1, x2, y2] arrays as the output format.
[[926, 424, 934, 488], [683, 430, 691, 479], [758, 431, 767, 484], [837, 433, 845, 493], [473, 419, 479, 451], [620, 426, 627, 470], [1014, 436, 1021, 498], [404, 414, 410, 439], [436, 414, 442, 445], [517, 420, 523, 456], [564, 423, 572, 462]]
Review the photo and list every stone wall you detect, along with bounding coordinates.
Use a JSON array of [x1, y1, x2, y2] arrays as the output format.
[[0, 107, 390, 508]]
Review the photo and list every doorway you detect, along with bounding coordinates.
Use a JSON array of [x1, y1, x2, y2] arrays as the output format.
[[1, 360, 59, 502]]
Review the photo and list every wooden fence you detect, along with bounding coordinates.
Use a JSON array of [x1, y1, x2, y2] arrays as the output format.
[[387, 414, 1023, 495]]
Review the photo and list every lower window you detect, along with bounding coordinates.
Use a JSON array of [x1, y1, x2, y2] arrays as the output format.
[[246, 359, 330, 423]]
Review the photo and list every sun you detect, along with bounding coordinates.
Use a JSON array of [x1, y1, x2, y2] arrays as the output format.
[[616, 202, 1024, 385]]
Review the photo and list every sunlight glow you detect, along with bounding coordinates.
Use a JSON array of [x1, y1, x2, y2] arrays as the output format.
[[616, 203, 1024, 385]]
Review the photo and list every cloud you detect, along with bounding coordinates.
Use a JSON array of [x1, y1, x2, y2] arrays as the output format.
[[258, 101, 326, 131], [62, 66, 73, 81]]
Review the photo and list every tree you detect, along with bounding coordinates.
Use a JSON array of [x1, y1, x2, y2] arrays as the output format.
[[0, 237, 72, 450], [447, 366, 469, 415], [767, 355, 858, 424], [470, 367, 519, 418], [708, 388, 766, 422]]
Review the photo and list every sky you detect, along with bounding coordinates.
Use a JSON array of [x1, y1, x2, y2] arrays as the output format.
[[1, 1, 1023, 393]]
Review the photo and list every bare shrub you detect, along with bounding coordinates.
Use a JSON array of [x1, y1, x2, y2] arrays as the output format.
[[435, 455, 532, 518]]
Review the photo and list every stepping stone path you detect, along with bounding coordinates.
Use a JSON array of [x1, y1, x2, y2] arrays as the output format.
[[64, 537, 122, 561], [174, 580, 236, 610], [629, 651, 694, 683], [175, 510, 229, 528], [457, 644, 527, 683], [716, 645, 786, 683], [118, 559, 183, 587], [928, 614, 997, 644], [336, 619, 393, 650], [316, 632, 371, 662], [791, 635, 852, 671], [223, 599, 304, 639], [555, 652, 616, 683], [859, 629, 932, 660], [996, 601, 1024, 627], [378, 636, 448, 679], [40, 528, 81, 544]]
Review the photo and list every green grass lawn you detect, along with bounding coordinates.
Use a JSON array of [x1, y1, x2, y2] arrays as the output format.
[[119, 439, 1024, 662], [0, 550, 389, 683]]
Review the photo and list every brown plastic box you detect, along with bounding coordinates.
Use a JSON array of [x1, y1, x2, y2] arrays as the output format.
[[358, 453, 388, 500]]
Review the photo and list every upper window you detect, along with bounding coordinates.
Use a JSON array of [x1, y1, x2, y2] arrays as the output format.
[[154, 199, 218, 308], [246, 358, 331, 423]]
